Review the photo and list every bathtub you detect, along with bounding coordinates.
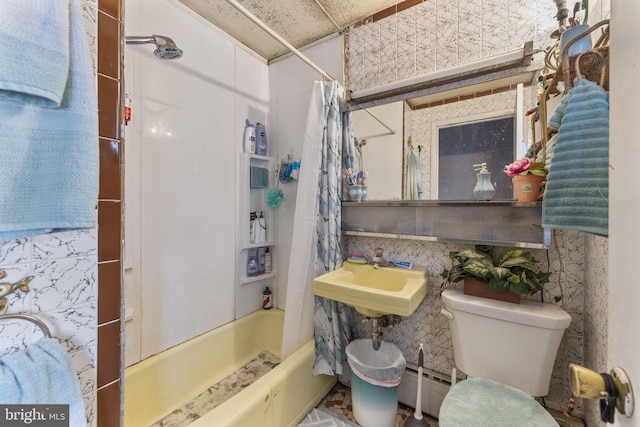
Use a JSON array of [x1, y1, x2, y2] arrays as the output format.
[[124, 309, 336, 427]]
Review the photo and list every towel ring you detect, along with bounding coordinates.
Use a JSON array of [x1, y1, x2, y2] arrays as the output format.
[[0, 313, 52, 338]]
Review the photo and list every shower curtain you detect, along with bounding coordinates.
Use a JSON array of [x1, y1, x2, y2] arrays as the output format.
[[281, 80, 354, 376]]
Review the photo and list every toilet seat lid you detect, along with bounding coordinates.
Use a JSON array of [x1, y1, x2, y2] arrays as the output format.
[[439, 378, 559, 427]]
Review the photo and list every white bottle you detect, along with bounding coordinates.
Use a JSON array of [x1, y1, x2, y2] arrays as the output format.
[[256, 212, 266, 243], [244, 119, 256, 154], [249, 212, 257, 243]]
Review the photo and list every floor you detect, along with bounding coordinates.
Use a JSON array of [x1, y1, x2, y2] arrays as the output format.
[[317, 381, 439, 427], [316, 382, 585, 427]]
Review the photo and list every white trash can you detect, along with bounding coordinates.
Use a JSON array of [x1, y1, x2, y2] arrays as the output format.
[[346, 339, 406, 427]]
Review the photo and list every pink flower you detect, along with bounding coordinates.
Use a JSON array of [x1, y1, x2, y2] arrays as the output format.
[[504, 157, 534, 178]]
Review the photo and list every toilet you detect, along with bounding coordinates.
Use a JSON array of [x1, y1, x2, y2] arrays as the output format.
[[438, 288, 572, 426]]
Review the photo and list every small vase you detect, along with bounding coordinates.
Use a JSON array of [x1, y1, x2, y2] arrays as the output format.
[[463, 277, 521, 304], [512, 174, 545, 202], [347, 185, 363, 202]]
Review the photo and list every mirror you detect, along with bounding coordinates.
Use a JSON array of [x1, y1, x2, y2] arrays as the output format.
[[349, 69, 542, 201]]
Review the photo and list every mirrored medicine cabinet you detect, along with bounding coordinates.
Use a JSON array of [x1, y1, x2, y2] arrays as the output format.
[[343, 43, 551, 248]]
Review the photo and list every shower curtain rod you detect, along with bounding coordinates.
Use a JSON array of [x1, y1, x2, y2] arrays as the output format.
[[364, 108, 395, 135], [225, 0, 337, 82]]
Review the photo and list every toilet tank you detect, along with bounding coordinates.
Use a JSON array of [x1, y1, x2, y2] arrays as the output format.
[[441, 289, 571, 396]]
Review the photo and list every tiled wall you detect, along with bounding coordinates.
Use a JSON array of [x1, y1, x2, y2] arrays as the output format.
[[0, 0, 123, 426], [0, 232, 98, 424], [0, 0, 110, 426], [346, 0, 557, 93], [96, 0, 123, 426]]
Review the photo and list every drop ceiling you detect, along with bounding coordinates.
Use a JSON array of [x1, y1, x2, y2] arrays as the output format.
[[179, 0, 405, 61]]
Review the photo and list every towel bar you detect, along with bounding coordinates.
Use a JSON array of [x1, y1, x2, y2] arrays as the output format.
[[0, 313, 52, 338]]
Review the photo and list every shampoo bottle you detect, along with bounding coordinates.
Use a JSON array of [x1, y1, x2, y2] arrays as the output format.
[[258, 247, 266, 275], [249, 212, 257, 243], [247, 248, 258, 277], [255, 123, 267, 155], [256, 212, 266, 243], [244, 119, 256, 154]]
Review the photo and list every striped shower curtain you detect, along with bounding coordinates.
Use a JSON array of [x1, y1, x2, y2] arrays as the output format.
[[281, 80, 354, 376]]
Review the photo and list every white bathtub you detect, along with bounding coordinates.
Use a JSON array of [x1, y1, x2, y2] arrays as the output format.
[[124, 309, 336, 426]]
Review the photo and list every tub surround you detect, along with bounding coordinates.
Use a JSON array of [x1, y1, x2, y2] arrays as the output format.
[[124, 309, 335, 427]]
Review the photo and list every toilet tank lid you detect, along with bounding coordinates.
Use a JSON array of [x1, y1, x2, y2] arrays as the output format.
[[442, 289, 572, 329]]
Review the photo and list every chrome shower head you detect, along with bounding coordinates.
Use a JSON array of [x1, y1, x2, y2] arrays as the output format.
[[125, 34, 183, 60]]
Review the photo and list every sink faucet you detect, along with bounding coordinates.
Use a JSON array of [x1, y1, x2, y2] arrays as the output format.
[[370, 247, 395, 269]]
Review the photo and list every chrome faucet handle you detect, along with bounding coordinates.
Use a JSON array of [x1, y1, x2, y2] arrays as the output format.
[[374, 247, 384, 258]]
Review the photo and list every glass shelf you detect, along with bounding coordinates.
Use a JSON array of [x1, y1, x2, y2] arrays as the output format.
[[342, 200, 550, 249]]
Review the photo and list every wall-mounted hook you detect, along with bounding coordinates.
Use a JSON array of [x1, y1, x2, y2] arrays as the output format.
[[0, 274, 34, 311]]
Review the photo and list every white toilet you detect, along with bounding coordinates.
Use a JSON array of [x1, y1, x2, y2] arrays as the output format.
[[438, 288, 572, 427]]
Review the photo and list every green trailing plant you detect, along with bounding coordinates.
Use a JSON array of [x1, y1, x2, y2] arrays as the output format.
[[439, 245, 551, 296]]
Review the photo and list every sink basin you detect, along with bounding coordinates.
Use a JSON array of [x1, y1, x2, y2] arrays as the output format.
[[313, 262, 428, 317]]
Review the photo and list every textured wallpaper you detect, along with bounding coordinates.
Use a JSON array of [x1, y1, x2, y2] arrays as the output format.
[[342, 0, 610, 421], [345, 230, 586, 414], [346, 0, 557, 93]]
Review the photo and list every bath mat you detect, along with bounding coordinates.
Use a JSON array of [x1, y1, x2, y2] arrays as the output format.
[[151, 350, 280, 427], [298, 407, 360, 427]]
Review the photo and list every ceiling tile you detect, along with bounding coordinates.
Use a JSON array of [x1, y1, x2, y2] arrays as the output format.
[[318, 0, 401, 27], [180, 0, 339, 60]]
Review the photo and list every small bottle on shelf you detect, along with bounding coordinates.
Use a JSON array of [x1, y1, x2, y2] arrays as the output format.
[[258, 247, 266, 275], [264, 248, 272, 273], [249, 212, 257, 243], [247, 248, 258, 277], [262, 286, 273, 309], [256, 211, 266, 243]]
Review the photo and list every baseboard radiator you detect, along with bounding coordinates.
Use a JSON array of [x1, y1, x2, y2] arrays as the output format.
[[397, 366, 452, 418]]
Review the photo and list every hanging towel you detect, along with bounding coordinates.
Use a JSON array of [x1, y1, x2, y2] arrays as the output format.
[[414, 151, 423, 196], [0, 338, 86, 426], [0, 0, 98, 240], [542, 79, 609, 237], [404, 151, 419, 200]]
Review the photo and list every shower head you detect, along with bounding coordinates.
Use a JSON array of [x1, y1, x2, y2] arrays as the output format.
[[125, 34, 183, 60]]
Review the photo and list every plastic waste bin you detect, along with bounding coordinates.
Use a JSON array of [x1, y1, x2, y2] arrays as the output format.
[[346, 339, 406, 427]]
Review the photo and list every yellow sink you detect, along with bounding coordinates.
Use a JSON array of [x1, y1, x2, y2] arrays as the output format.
[[313, 262, 428, 317]]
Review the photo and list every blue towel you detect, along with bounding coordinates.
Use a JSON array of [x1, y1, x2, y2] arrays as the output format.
[[0, 0, 98, 240], [0, 338, 86, 426], [0, 1, 70, 106], [542, 79, 609, 237]]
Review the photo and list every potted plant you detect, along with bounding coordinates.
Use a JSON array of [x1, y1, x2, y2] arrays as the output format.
[[439, 245, 552, 304], [504, 157, 547, 202]]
